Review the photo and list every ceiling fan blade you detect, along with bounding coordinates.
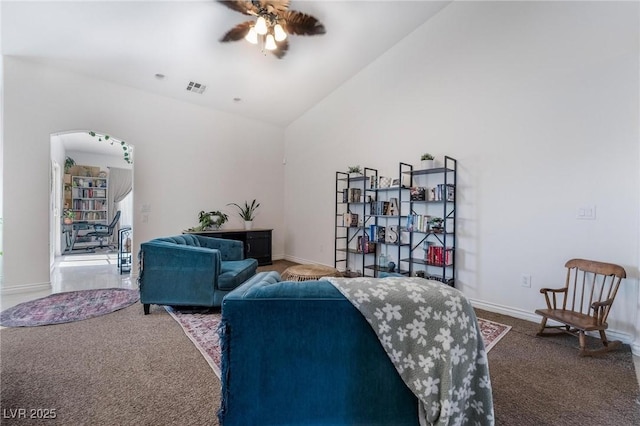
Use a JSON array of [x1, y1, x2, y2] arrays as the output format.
[[259, 0, 291, 15], [281, 10, 326, 36], [220, 21, 254, 42], [270, 38, 289, 59], [217, 1, 259, 16]]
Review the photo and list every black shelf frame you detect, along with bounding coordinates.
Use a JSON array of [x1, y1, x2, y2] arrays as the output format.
[[405, 156, 457, 286], [335, 168, 378, 277]]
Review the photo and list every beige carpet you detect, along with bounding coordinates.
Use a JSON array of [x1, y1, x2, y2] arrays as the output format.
[[2, 261, 638, 425]]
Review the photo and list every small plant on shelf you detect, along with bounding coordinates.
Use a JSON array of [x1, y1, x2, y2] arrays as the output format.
[[429, 217, 444, 232], [227, 199, 260, 221], [420, 153, 434, 161], [420, 153, 435, 169], [347, 165, 362, 176]]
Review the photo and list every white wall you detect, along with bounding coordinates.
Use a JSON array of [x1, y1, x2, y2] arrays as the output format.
[[284, 2, 640, 343], [2, 57, 285, 292]]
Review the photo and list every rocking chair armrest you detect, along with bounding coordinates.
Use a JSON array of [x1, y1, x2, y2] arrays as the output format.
[[591, 298, 615, 309], [539, 287, 567, 294], [539, 287, 567, 310]]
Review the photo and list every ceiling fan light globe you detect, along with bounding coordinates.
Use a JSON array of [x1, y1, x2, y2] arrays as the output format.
[[255, 16, 268, 35], [274, 24, 287, 41], [245, 26, 258, 44], [265, 34, 277, 50]]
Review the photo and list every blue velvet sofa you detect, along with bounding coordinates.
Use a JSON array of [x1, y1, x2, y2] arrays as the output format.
[[138, 234, 257, 314], [218, 271, 419, 426]]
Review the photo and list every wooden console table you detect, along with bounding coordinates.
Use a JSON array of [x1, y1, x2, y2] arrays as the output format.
[[185, 229, 272, 266]]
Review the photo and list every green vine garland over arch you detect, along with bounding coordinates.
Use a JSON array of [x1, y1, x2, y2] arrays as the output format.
[[88, 131, 133, 164]]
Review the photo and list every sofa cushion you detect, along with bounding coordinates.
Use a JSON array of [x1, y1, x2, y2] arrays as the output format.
[[218, 259, 258, 291]]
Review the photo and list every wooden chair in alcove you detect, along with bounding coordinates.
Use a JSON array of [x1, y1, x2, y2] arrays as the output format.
[[535, 258, 627, 357]]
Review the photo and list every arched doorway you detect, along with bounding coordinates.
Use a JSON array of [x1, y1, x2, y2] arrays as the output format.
[[49, 131, 135, 292]]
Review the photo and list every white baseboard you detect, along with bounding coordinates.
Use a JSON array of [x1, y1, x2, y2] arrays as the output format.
[[1, 282, 52, 296], [469, 297, 634, 346]]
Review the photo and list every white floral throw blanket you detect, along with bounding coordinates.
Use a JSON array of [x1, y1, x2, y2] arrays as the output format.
[[323, 276, 494, 426]]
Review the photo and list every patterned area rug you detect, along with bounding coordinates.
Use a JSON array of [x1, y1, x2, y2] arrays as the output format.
[[0, 288, 139, 327], [477, 317, 512, 352], [165, 306, 222, 378], [166, 308, 510, 379]]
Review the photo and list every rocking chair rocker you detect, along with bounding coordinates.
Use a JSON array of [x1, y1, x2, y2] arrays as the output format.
[[535, 258, 627, 357]]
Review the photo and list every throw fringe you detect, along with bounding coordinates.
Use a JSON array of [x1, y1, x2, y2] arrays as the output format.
[[217, 318, 231, 425]]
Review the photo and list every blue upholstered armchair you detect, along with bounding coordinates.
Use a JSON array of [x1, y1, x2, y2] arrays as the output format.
[[138, 234, 257, 314]]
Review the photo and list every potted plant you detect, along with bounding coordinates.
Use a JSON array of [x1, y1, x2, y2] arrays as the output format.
[[63, 209, 75, 224], [421, 153, 434, 169], [347, 165, 362, 178], [429, 217, 444, 232], [227, 199, 260, 230], [196, 210, 229, 231], [64, 156, 75, 174]]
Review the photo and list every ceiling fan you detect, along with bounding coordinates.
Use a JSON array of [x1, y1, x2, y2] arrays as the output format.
[[218, 0, 326, 59]]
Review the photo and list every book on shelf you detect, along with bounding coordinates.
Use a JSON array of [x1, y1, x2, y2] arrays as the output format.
[[367, 225, 388, 243], [348, 188, 362, 203], [357, 235, 375, 253], [344, 212, 359, 227], [410, 187, 426, 201]]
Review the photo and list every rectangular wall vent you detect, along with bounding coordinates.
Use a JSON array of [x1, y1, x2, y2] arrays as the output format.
[[186, 81, 206, 94]]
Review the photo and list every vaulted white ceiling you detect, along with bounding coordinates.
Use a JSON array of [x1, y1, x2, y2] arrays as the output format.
[[2, 0, 451, 127]]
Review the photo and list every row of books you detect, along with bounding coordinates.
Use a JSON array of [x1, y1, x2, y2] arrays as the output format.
[[425, 246, 453, 266], [72, 188, 107, 199], [72, 199, 106, 211], [410, 184, 455, 202], [406, 214, 431, 232], [75, 211, 107, 221], [357, 235, 376, 253], [370, 199, 399, 216], [343, 188, 362, 203]]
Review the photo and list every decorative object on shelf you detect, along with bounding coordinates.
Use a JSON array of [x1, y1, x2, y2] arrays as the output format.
[[378, 253, 387, 269], [347, 165, 362, 178], [379, 176, 392, 188], [227, 199, 260, 230], [188, 210, 229, 231], [388, 198, 399, 216], [369, 175, 377, 189], [429, 217, 444, 232], [387, 261, 396, 272], [420, 153, 434, 169], [64, 156, 75, 173], [385, 226, 399, 244], [88, 131, 133, 164], [218, 0, 326, 59]]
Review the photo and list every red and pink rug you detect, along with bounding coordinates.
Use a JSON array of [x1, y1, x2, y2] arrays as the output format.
[[0, 288, 139, 327], [166, 308, 511, 379]]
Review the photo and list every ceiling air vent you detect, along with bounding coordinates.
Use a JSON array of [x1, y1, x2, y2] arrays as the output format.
[[186, 81, 206, 94]]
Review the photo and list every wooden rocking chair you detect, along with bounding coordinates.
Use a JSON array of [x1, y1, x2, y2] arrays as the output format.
[[535, 258, 627, 357]]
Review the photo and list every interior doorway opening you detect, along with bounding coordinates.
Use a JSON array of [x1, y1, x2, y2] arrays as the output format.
[[49, 131, 134, 288]]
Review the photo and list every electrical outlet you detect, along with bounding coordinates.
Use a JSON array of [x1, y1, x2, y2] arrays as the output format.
[[521, 274, 531, 288]]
